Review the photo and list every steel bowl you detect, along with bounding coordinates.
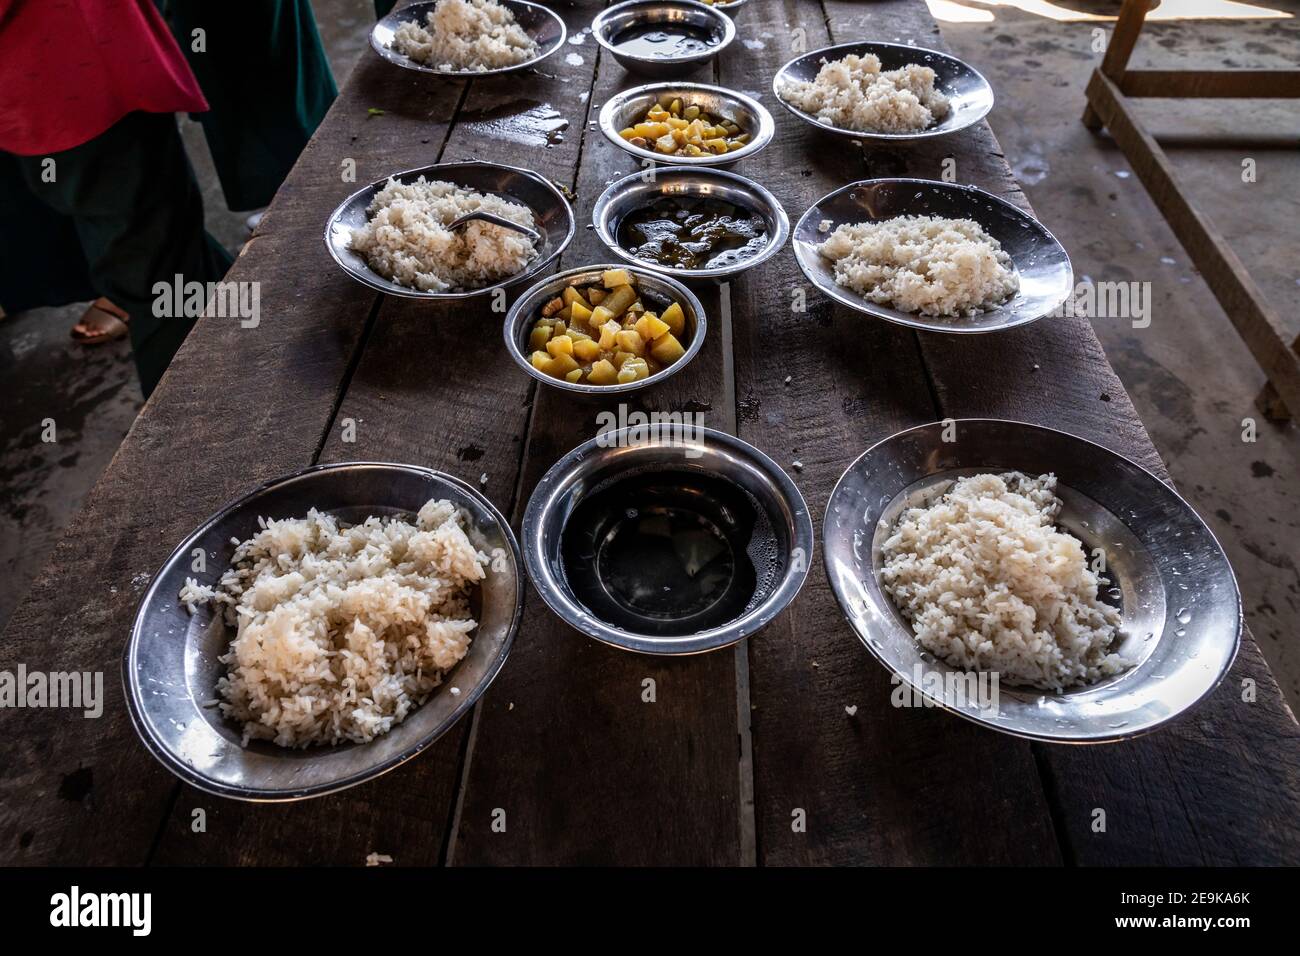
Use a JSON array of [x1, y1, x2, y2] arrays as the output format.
[[688, 0, 748, 13], [325, 161, 575, 301], [824, 419, 1241, 744], [124, 463, 525, 801], [504, 264, 707, 397], [593, 0, 736, 78], [598, 82, 775, 168], [592, 167, 789, 283], [773, 41, 994, 144], [524, 424, 813, 655], [794, 178, 1072, 333], [370, 0, 566, 77]]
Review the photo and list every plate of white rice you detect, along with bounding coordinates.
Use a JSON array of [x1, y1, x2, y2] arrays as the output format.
[[326, 161, 575, 300], [793, 178, 1072, 333], [124, 463, 524, 800], [773, 41, 993, 143], [824, 419, 1242, 743], [371, 0, 566, 76]]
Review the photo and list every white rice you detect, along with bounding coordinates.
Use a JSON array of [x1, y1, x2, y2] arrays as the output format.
[[880, 472, 1131, 692], [391, 0, 539, 72], [819, 215, 1019, 317], [180, 499, 488, 748], [349, 177, 538, 292], [778, 54, 951, 133]]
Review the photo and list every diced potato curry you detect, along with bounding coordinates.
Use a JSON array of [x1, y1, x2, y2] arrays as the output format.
[[528, 269, 688, 386], [618, 96, 750, 158]]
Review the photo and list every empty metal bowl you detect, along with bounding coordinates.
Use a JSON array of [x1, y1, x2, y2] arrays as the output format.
[[124, 463, 525, 801], [794, 178, 1072, 333], [524, 424, 814, 655], [598, 82, 775, 167], [370, 0, 566, 77], [593, 0, 736, 78], [592, 167, 789, 282], [325, 161, 575, 300], [504, 264, 707, 397], [824, 419, 1241, 743], [773, 41, 994, 144]]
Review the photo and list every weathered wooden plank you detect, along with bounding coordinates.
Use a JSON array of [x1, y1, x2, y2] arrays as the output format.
[[150, 0, 600, 866], [447, 40, 745, 866], [718, 0, 1061, 866], [821, 0, 1300, 865]]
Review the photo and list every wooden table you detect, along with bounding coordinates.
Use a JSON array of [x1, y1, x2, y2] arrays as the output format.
[[4, 0, 1298, 867]]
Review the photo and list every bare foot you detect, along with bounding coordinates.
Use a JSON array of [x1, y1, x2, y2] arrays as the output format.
[[71, 297, 129, 345]]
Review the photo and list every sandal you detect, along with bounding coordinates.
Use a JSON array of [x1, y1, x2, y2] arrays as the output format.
[[71, 297, 130, 345]]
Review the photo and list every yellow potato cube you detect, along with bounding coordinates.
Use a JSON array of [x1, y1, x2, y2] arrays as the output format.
[[587, 359, 618, 385], [587, 287, 606, 305], [569, 300, 593, 325], [635, 313, 670, 341], [562, 286, 591, 310], [547, 352, 579, 377], [530, 350, 550, 371], [650, 332, 686, 365], [552, 320, 566, 337], [591, 305, 615, 327], [573, 338, 602, 362], [527, 325, 552, 351], [598, 319, 621, 350], [613, 349, 634, 368], [619, 127, 636, 139], [564, 368, 584, 383], [547, 334, 574, 358], [601, 285, 637, 316], [660, 302, 685, 335], [615, 329, 645, 356], [602, 269, 634, 289]]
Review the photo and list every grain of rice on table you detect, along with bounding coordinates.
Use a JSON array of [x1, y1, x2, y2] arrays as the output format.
[[391, 0, 539, 72], [819, 215, 1019, 317], [880, 472, 1132, 692], [779, 54, 951, 133], [180, 499, 489, 748], [350, 177, 538, 292]]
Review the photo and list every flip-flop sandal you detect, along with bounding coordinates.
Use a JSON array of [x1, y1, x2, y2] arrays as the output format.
[[71, 297, 130, 346]]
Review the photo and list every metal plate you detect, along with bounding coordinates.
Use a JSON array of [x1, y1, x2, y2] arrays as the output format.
[[794, 178, 1073, 333], [592, 166, 789, 283], [824, 419, 1241, 743], [598, 82, 775, 168], [370, 0, 565, 77], [325, 161, 575, 300], [773, 41, 993, 144], [593, 0, 735, 79], [524, 424, 813, 655], [123, 463, 525, 801], [503, 263, 708, 397]]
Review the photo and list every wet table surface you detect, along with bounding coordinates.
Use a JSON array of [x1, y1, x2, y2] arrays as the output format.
[[3, 0, 1299, 866]]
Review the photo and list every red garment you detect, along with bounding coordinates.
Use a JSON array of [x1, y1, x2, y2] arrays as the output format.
[[0, 0, 207, 155]]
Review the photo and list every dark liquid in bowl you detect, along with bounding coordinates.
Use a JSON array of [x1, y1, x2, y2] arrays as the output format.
[[561, 470, 779, 637], [618, 196, 768, 271], [611, 24, 720, 59]]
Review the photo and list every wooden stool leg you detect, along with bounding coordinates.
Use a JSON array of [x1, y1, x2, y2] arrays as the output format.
[[1083, 0, 1159, 127], [1256, 334, 1300, 422]]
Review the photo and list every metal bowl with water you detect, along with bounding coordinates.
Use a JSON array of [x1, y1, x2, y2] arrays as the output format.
[[598, 82, 775, 168], [370, 0, 566, 77], [593, 167, 789, 283], [524, 424, 813, 655], [504, 264, 707, 397], [325, 161, 575, 301], [823, 419, 1241, 743], [794, 178, 1072, 333], [593, 0, 736, 78], [773, 41, 993, 144], [124, 463, 525, 800]]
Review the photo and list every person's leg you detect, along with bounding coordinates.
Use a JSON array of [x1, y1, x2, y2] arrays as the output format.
[[158, 0, 337, 211], [0, 153, 97, 314], [15, 111, 233, 396]]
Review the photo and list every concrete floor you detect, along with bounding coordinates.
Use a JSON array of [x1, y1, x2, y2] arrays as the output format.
[[2, 1, 1297, 703]]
